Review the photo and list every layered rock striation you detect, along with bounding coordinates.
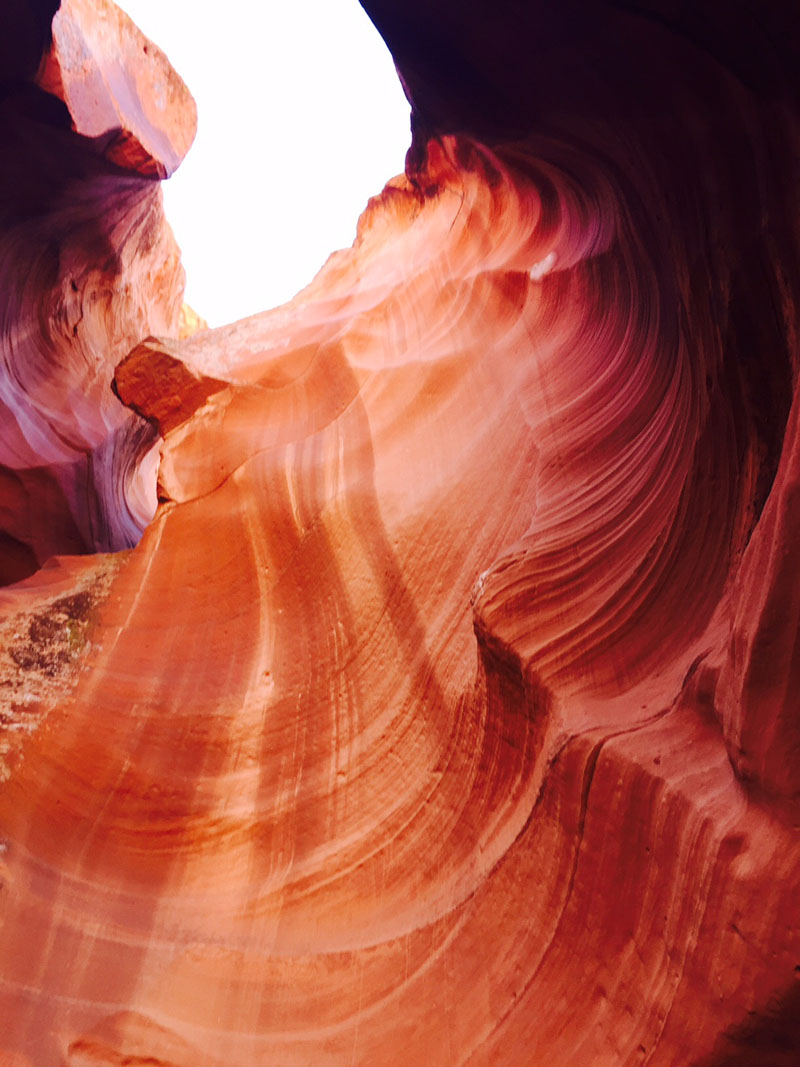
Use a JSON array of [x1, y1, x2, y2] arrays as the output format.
[[0, 0, 192, 586], [0, 0, 799, 1064]]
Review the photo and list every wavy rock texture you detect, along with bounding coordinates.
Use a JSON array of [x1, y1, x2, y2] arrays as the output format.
[[1, 0, 799, 1064], [0, 0, 193, 587]]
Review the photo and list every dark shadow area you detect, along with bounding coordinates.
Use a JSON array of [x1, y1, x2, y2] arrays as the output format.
[[698, 979, 800, 1066]]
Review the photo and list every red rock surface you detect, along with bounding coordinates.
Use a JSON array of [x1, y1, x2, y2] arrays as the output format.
[[1, 0, 799, 1064], [0, 0, 194, 588]]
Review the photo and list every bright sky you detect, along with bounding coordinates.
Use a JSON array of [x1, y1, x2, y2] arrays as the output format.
[[119, 1, 411, 326]]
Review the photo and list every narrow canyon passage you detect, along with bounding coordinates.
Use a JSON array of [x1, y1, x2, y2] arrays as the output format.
[[0, 0, 798, 1064]]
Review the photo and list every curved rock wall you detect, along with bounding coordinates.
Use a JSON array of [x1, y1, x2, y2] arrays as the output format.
[[0, 1, 799, 1064], [0, 0, 193, 583]]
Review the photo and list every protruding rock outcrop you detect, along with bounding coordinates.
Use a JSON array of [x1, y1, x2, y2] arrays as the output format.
[[0, 0, 799, 1064], [37, 0, 196, 178]]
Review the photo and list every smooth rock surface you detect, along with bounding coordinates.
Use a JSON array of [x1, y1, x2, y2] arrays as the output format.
[[0, 0, 799, 1064]]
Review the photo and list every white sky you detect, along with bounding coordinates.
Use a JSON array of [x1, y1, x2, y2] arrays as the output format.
[[118, 1, 411, 326]]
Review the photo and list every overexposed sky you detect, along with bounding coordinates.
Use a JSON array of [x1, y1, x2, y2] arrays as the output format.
[[119, 1, 411, 326]]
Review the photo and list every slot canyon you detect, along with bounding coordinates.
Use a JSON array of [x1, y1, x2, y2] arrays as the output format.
[[0, 0, 799, 1062]]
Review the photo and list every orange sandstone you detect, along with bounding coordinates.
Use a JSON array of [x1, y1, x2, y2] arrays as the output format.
[[0, 1, 798, 1064]]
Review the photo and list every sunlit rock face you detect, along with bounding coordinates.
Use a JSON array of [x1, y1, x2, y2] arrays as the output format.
[[1, 0, 799, 1064], [0, 0, 193, 586]]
